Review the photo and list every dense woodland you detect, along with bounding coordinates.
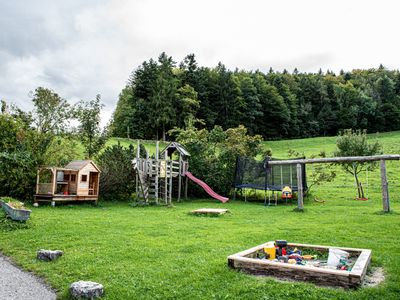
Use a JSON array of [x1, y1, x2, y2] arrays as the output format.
[[111, 53, 400, 140]]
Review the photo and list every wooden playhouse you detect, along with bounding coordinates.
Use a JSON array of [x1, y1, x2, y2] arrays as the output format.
[[34, 160, 100, 206]]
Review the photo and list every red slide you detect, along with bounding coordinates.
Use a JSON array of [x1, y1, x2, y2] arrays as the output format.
[[185, 172, 229, 203]]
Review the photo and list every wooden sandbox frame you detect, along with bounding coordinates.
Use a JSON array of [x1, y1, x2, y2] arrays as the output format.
[[228, 242, 371, 288]]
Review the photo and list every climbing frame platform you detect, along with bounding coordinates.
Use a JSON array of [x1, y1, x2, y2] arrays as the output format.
[[191, 208, 229, 215]]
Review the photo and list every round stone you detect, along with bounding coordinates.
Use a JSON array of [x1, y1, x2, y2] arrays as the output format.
[[70, 281, 104, 299]]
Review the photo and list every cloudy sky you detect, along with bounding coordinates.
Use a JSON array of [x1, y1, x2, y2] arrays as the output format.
[[1, 0, 399, 125]]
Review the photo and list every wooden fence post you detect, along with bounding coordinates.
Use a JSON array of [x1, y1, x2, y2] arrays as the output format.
[[296, 163, 304, 210], [380, 159, 390, 213]]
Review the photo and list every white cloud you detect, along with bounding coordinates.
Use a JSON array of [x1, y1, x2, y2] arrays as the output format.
[[1, 0, 400, 126]]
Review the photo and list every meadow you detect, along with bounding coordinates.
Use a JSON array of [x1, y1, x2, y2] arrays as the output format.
[[1, 132, 400, 299]]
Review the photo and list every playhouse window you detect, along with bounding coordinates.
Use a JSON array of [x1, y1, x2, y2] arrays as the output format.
[[64, 174, 70, 181], [81, 175, 87, 182], [70, 174, 76, 182]]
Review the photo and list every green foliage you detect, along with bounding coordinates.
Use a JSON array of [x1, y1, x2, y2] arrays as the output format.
[[334, 129, 382, 198], [43, 136, 81, 166], [31, 87, 71, 134], [170, 124, 262, 196], [111, 54, 400, 140], [96, 143, 136, 201], [75, 95, 106, 159], [0, 113, 41, 200]]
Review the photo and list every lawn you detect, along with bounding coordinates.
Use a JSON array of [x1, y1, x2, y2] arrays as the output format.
[[1, 132, 400, 299], [1, 200, 399, 299]]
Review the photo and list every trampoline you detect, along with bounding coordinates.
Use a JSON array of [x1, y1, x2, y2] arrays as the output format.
[[233, 156, 307, 205]]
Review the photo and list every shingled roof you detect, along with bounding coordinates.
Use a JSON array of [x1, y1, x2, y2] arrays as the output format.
[[160, 142, 190, 158], [64, 160, 100, 172]]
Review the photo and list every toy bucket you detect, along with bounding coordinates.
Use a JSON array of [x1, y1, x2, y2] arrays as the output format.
[[327, 248, 349, 266]]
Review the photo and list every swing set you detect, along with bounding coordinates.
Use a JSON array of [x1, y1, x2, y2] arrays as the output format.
[[233, 154, 400, 213], [266, 154, 400, 213]]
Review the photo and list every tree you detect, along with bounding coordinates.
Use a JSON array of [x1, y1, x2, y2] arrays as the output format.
[[31, 87, 71, 134], [170, 124, 262, 196], [176, 84, 200, 126], [148, 53, 178, 140], [96, 143, 136, 201], [110, 87, 135, 138], [75, 95, 106, 159], [334, 129, 382, 199]]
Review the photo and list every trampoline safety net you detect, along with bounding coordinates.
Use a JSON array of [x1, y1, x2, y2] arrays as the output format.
[[233, 156, 307, 192]]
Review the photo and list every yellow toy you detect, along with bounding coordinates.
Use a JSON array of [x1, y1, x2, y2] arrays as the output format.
[[281, 186, 292, 199]]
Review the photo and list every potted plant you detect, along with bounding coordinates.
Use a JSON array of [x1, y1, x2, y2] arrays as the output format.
[[0, 197, 32, 221]]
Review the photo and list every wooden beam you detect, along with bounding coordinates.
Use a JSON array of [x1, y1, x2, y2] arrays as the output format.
[[155, 141, 159, 203], [296, 163, 304, 210], [267, 154, 400, 165], [36, 169, 40, 194], [178, 155, 182, 202], [380, 159, 390, 213]]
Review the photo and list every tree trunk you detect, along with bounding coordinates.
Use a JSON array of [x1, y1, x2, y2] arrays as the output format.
[[354, 172, 364, 199], [162, 124, 166, 141]]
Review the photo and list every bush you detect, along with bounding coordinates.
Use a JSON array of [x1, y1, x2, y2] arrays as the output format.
[[96, 143, 136, 201], [170, 124, 262, 196]]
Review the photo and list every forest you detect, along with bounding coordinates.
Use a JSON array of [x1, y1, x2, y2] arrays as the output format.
[[110, 53, 400, 140]]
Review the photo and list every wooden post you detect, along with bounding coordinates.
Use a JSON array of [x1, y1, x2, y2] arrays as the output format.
[[184, 172, 188, 200], [296, 163, 304, 210], [380, 160, 390, 213], [155, 141, 159, 204], [52, 168, 57, 195], [135, 140, 140, 197], [178, 156, 182, 202], [36, 169, 40, 194], [164, 152, 168, 204], [169, 160, 173, 205]]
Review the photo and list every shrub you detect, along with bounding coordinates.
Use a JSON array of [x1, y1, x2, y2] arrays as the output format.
[[170, 124, 262, 196], [96, 143, 136, 201]]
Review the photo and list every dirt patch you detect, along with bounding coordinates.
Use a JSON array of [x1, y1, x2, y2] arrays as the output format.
[[362, 267, 385, 287]]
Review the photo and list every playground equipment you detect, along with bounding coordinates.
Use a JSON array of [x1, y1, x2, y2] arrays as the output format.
[[34, 160, 101, 206], [133, 141, 228, 204], [233, 156, 307, 205]]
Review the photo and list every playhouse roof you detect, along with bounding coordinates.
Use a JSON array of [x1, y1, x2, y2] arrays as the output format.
[[64, 160, 101, 172], [160, 142, 190, 157]]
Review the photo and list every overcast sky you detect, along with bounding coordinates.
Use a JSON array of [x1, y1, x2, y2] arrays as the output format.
[[1, 0, 399, 125]]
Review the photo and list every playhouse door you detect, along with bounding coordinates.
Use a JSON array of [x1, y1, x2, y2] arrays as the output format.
[[89, 172, 98, 195]]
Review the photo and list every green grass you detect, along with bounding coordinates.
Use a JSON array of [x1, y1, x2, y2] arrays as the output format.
[[1, 131, 400, 299], [1, 200, 399, 299]]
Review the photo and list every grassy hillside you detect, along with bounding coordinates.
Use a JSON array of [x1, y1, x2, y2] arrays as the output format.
[[108, 131, 400, 158], [108, 132, 400, 204]]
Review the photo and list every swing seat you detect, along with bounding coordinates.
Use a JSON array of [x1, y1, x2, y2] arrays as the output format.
[[355, 197, 368, 201]]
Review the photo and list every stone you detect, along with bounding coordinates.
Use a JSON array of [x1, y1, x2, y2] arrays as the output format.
[[37, 250, 63, 261], [70, 281, 104, 299]]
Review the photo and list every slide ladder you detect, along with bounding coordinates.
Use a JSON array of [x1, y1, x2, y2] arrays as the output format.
[[185, 172, 229, 203]]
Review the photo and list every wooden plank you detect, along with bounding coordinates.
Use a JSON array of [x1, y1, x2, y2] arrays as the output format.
[[380, 159, 390, 213], [178, 155, 182, 202], [349, 249, 371, 279], [296, 163, 304, 210], [36, 169, 40, 194], [267, 154, 400, 165], [192, 208, 229, 215], [228, 241, 371, 288]]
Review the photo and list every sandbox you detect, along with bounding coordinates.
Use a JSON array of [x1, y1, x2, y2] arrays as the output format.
[[228, 242, 371, 288]]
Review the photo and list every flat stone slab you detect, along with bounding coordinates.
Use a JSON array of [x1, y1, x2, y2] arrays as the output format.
[[0, 254, 56, 300], [192, 208, 229, 215], [70, 281, 104, 299], [37, 250, 63, 261]]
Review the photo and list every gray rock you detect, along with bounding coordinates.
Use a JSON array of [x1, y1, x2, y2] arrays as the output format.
[[37, 250, 63, 261], [70, 281, 104, 299]]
